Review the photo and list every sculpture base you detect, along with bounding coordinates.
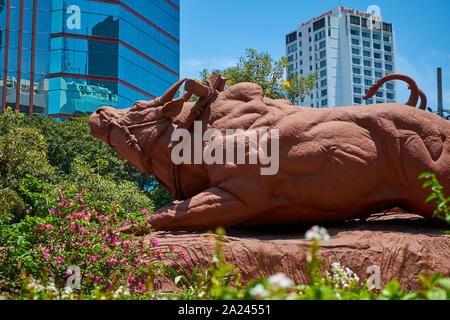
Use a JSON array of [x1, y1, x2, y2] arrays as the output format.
[[144, 212, 450, 292]]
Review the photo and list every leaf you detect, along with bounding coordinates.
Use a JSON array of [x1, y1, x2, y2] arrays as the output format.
[[426, 193, 438, 203], [424, 288, 447, 300], [174, 276, 183, 285], [422, 180, 434, 189], [438, 278, 450, 290], [191, 265, 198, 284]]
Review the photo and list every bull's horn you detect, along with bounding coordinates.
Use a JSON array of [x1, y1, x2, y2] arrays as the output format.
[[159, 78, 187, 106], [185, 79, 210, 98]]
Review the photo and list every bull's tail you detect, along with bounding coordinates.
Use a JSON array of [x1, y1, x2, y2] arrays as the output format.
[[363, 73, 427, 110]]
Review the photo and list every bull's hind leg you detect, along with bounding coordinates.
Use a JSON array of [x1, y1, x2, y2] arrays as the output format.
[[150, 187, 258, 231]]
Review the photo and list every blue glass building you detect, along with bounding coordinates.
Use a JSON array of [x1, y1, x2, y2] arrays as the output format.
[[0, 0, 180, 117]]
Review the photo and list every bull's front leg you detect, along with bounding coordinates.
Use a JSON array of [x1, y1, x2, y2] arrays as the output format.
[[150, 187, 257, 231]]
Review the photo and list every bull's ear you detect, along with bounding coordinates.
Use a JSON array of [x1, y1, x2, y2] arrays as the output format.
[[162, 99, 184, 119]]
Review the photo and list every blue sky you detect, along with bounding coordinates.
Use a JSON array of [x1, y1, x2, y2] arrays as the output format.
[[180, 0, 450, 110]]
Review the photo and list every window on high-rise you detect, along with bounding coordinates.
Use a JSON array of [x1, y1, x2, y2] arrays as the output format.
[[383, 36, 391, 42], [373, 43, 381, 50], [321, 79, 327, 87], [319, 41, 326, 49], [373, 33, 381, 40], [321, 99, 328, 107], [352, 38, 360, 45], [364, 60, 371, 67], [288, 64, 294, 72], [321, 89, 327, 97], [363, 41, 371, 48], [319, 50, 326, 59], [350, 16, 361, 25], [353, 67, 361, 75], [320, 60, 326, 68], [365, 79, 372, 86], [385, 54, 392, 61], [288, 55, 294, 62], [320, 69, 327, 77], [376, 91, 384, 98], [353, 57, 361, 65], [361, 18, 368, 28], [288, 43, 297, 53], [386, 64, 393, 71], [374, 52, 382, 59], [374, 62, 382, 69], [384, 45, 392, 52], [365, 99, 373, 105], [364, 70, 372, 76], [350, 29, 360, 36], [386, 83, 394, 90], [362, 32, 370, 38], [353, 77, 362, 84], [354, 87, 362, 94], [383, 23, 392, 33], [375, 71, 383, 78], [363, 50, 371, 57], [352, 48, 360, 55], [315, 31, 326, 41], [313, 18, 325, 31], [354, 97, 362, 104], [286, 32, 297, 44], [386, 92, 394, 99]]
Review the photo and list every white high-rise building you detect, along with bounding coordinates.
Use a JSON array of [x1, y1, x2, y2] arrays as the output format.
[[285, 6, 397, 108]]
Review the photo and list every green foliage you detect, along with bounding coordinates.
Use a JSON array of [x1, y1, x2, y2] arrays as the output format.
[[197, 49, 317, 104], [0, 108, 173, 220], [64, 157, 153, 214], [0, 109, 53, 188], [420, 172, 449, 226], [0, 188, 183, 296]]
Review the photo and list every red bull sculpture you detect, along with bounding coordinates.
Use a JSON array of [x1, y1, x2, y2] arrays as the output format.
[[89, 73, 449, 231]]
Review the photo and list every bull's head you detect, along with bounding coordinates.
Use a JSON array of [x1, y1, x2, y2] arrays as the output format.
[[89, 78, 192, 175]]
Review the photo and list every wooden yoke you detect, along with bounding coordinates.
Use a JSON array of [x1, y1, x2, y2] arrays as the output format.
[[176, 73, 227, 130]]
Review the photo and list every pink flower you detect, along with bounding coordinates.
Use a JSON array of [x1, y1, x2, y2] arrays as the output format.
[[152, 238, 158, 248], [108, 258, 118, 266], [43, 249, 51, 261], [66, 270, 73, 276], [90, 255, 97, 261], [142, 208, 148, 214], [55, 256, 63, 264]]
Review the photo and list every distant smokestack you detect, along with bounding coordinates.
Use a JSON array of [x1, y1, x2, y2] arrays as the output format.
[[437, 67, 443, 118]]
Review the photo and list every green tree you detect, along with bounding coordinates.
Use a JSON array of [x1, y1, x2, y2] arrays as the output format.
[[0, 108, 53, 219], [198, 49, 317, 104]]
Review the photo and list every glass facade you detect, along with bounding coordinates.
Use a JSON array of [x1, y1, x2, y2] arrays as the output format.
[[0, 0, 180, 117]]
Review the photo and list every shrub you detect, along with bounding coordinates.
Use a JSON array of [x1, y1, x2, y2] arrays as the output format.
[[0, 188, 183, 296]]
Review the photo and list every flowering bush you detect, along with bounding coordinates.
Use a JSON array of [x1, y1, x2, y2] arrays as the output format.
[[0, 188, 184, 297]]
